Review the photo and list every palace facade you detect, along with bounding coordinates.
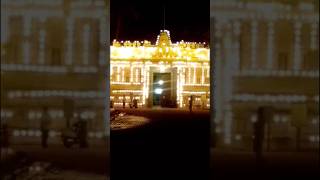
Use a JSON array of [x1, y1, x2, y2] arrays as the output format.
[[110, 30, 210, 109], [1, 0, 109, 137], [211, 0, 319, 150]]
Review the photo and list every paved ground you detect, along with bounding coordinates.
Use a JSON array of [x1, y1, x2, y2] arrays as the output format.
[[1, 140, 109, 179], [111, 108, 210, 179], [113, 108, 319, 179], [210, 148, 319, 179], [2, 108, 318, 179], [1, 156, 108, 180]]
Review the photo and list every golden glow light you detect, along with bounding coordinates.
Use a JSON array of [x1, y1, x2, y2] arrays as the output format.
[[110, 30, 210, 108], [111, 46, 209, 61], [111, 30, 209, 61]]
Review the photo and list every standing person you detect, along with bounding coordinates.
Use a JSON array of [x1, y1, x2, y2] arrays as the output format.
[[110, 100, 114, 108], [122, 95, 126, 109], [130, 93, 134, 108], [253, 107, 266, 167], [133, 98, 138, 108], [78, 115, 88, 148], [189, 95, 193, 113], [1, 121, 13, 163], [40, 106, 51, 148], [1, 122, 10, 151]]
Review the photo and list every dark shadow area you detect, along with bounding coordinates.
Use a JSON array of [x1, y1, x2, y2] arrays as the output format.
[[111, 109, 210, 179]]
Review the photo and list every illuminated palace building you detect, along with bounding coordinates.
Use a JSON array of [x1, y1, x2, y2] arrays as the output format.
[[1, 0, 108, 136], [110, 30, 210, 108], [211, 1, 319, 149]]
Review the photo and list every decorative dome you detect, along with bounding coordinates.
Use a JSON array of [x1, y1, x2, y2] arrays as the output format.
[[156, 30, 172, 47]]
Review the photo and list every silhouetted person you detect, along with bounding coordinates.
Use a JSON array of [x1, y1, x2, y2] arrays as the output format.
[[130, 93, 133, 105], [1, 123, 10, 149], [78, 117, 88, 148], [40, 107, 51, 148], [110, 100, 114, 108], [189, 95, 194, 113], [133, 99, 138, 108], [122, 95, 126, 108], [253, 107, 267, 167]]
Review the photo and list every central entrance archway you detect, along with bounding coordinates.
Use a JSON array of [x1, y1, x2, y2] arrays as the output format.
[[153, 73, 171, 106]]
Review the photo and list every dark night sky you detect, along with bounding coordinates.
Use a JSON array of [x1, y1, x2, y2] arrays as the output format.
[[110, 0, 209, 44]]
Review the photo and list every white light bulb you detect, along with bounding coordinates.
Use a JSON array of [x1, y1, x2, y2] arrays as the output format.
[[21, 130, 27, 136], [251, 114, 257, 123], [158, 80, 164, 85], [155, 88, 163, 95], [235, 134, 242, 141], [13, 130, 20, 137], [274, 115, 280, 123]]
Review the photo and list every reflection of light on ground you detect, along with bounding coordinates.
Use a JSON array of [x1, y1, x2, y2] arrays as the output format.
[[111, 115, 149, 130], [4, 161, 107, 179]]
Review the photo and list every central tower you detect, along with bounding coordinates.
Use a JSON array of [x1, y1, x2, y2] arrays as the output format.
[[156, 30, 172, 47]]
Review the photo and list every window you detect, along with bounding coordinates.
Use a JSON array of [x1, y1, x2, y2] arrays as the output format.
[[134, 68, 141, 82], [196, 68, 201, 84], [272, 113, 291, 137], [124, 67, 130, 82], [204, 68, 210, 84], [111, 66, 117, 81], [185, 68, 190, 83], [303, 50, 319, 70], [51, 48, 61, 65], [277, 52, 288, 70], [8, 16, 23, 63]]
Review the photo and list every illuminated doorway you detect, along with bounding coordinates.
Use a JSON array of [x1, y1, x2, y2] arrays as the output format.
[[153, 73, 171, 106]]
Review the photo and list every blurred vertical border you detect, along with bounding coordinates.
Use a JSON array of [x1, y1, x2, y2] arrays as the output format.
[[210, 0, 319, 177], [1, 0, 110, 178]]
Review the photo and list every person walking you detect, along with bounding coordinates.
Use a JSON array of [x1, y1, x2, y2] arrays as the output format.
[[189, 95, 193, 113], [129, 93, 134, 108], [122, 95, 126, 109], [253, 107, 267, 167], [78, 115, 88, 148], [1, 122, 10, 159], [40, 106, 51, 148], [133, 98, 138, 108]]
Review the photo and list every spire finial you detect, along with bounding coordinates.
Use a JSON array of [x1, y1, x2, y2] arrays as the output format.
[[163, 5, 166, 30]]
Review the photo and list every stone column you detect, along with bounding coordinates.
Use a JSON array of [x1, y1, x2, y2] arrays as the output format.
[[1, 14, 8, 43], [293, 22, 302, 70], [65, 17, 74, 65], [214, 21, 223, 124], [193, 66, 196, 84], [233, 21, 241, 71], [38, 17, 47, 65], [251, 20, 258, 69], [266, 21, 275, 69], [311, 22, 318, 50], [83, 24, 90, 65], [201, 65, 205, 84], [39, 29, 46, 65], [223, 29, 234, 144], [142, 64, 147, 104], [121, 67, 125, 82], [130, 63, 133, 82], [99, 17, 108, 65], [116, 66, 119, 82], [23, 16, 31, 64]]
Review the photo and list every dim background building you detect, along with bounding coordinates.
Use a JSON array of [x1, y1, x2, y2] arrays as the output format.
[[1, 0, 109, 139], [211, 0, 319, 150], [110, 30, 210, 109]]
